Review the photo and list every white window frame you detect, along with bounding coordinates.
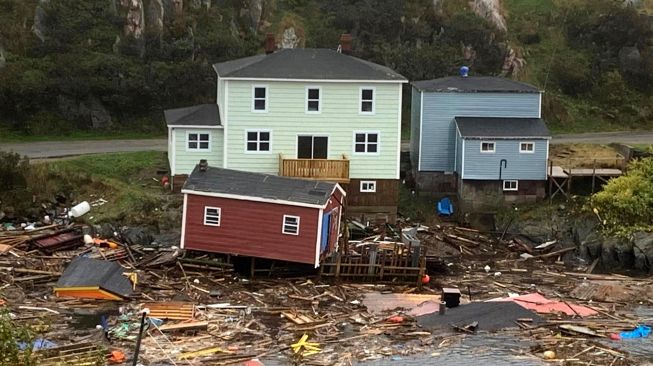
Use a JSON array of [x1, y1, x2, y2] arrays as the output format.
[[520, 141, 535, 153], [352, 131, 380, 155], [360, 181, 377, 193], [186, 131, 211, 152], [245, 129, 272, 153], [251, 85, 268, 113], [503, 180, 518, 191], [359, 87, 375, 114], [203, 206, 221, 226], [480, 141, 496, 153], [305, 86, 321, 114], [282, 215, 300, 235]]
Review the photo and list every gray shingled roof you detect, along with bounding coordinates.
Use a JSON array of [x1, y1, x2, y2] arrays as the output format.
[[455, 117, 551, 139], [164, 104, 221, 126], [213, 48, 407, 81], [55, 257, 133, 298], [413, 76, 540, 93], [183, 165, 337, 206]]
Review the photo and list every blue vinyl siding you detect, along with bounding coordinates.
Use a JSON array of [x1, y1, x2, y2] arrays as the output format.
[[419, 92, 541, 172], [410, 87, 421, 169], [455, 128, 463, 174], [462, 138, 548, 180]]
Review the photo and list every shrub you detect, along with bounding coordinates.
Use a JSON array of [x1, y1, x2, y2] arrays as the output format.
[[592, 158, 653, 235], [0, 310, 36, 366]]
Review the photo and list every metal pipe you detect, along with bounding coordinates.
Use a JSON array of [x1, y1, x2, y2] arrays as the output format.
[[132, 308, 149, 366], [499, 159, 507, 180]]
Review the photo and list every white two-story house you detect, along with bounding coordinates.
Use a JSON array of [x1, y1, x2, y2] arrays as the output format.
[[165, 40, 407, 221]]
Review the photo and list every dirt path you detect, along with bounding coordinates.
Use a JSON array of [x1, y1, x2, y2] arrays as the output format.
[[0, 139, 167, 158]]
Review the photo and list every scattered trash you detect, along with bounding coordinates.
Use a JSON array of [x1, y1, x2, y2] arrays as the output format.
[[54, 257, 134, 300], [488, 293, 598, 317], [617, 325, 651, 339], [291, 334, 321, 357]]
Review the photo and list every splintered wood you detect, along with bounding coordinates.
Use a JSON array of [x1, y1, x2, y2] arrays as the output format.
[[143, 301, 195, 320]]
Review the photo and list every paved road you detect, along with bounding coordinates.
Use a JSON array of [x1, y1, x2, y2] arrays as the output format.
[[1, 131, 650, 159], [0, 139, 167, 159], [550, 131, 653, 145]]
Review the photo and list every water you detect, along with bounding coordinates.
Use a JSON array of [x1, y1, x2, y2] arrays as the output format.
[[605, 306, 653, 362], [262, 334, 545, 366], [355, 335, 544, 366]]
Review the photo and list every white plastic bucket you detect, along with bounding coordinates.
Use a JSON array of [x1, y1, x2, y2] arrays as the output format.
[[69, 201, 91, 218]]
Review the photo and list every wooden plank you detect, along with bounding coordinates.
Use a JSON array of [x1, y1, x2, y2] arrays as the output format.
[[158, 321, 208, 332]]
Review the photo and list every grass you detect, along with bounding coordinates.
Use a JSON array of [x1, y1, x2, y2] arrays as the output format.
[[549, 144, 624, 168], [26, 151, 181, 226], [0, 130, 166, 143]]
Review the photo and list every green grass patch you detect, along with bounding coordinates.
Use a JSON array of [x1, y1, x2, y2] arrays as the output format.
[[7, 151, 182, 226], [398, 184, 437, 224]]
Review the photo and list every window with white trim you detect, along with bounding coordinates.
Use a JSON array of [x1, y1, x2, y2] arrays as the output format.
[[360, 181, 377, 193], [480, 141, 495, 153], [520, 142, 535, 153], [503, 180, 518, 191], [188, 132, 210, 151], [246, 130, 271, 152], [354, 132, 379, 154], [306, 87, 320, 113], [282, 215, 300, 235], [252, 86, 267, 111], [204, 207, 221, 226], [360, 88, 375, 113]]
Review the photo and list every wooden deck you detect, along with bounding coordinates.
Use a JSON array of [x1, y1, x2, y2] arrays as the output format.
[[279, 156, 350, 183], [548, 161, 624, 200]]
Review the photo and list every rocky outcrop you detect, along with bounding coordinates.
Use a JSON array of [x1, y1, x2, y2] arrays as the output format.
[[244, 0, 264, 32], [0, 45, 6, 69], [146, 0, 164, 37], [618, 46, 642, 73], [469, 0, 506, 32], [120, 0, 146, 56], [57, 95, 113, 129], [601, 236, 634, 270], [632, 232, 653, 272], [280, 27, 300, 49], [33, 0, 49, 42]]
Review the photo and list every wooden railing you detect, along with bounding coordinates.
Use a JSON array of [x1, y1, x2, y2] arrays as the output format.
[[279, 155, 350, 183]]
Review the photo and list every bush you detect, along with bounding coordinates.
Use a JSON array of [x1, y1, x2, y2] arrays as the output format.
[[0, 152, 29, 192], [592, 158, 653, 235], [0, 310, 36, 366]]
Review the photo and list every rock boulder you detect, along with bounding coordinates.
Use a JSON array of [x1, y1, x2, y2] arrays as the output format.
[[632, 232, 653, 272]]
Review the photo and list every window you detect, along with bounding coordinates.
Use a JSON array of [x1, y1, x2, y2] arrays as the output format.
[[246, 130, 271, 152], [252, 86, 267, 112], [282, 215, 300, 235], [297, 135, 328, 159], [354, 132, 379, 154], [204, 207, 221, 226], [480, 141, 495, 153], [360, 181, 377, 193], [188, 132, 210, 151], [503, 180, 518, 191], [360, 88, 375, 113], [520, 142, 535, 153], [306, 87, 320, 113]]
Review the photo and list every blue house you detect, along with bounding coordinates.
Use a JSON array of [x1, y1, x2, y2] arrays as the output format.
[[410, 71, 551, 206]]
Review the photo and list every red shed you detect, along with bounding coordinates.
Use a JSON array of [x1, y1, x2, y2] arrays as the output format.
[[181, 164, 345, 267]]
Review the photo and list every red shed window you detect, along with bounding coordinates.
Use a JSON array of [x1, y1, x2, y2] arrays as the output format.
[[282, 215, 300, 235], [204, 207, 221, 226]]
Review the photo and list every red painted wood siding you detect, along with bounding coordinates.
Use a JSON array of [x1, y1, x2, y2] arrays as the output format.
[[323, 188, 345, 254], [183, 195, 319, 264]]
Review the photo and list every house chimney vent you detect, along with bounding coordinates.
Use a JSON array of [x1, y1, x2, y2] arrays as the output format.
[[199, 159, 208, 172], [264, 33, 276, 54], [460, 66, 469, 77], [338, 33, 353, 55]]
